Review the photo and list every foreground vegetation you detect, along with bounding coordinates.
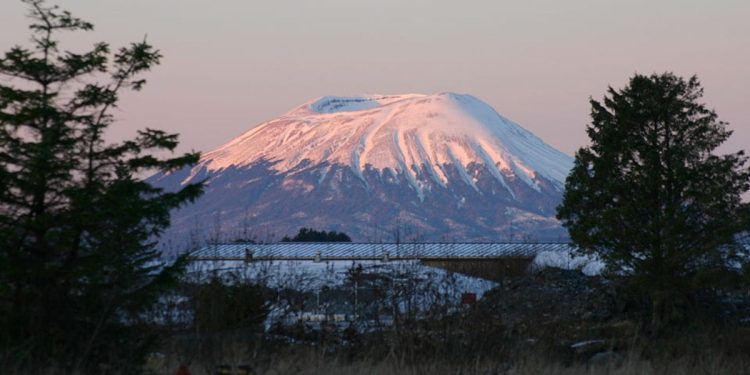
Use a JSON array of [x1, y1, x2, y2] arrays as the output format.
[[2, 1, 749, 374], [158, 348, 748, 375], [143, 268, 750, 375]]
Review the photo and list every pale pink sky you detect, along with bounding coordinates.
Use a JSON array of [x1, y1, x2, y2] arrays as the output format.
[[1, 0, 748, 156]]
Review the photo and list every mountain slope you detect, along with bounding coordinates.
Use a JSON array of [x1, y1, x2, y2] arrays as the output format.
[[151, 93, 573, 244]]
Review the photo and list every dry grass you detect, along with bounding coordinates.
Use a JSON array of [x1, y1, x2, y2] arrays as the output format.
[[150, 342, 750, 375], [159, 354, 748, 375]]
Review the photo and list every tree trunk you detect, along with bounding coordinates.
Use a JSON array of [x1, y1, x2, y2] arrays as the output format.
[[650, 291, 674, 335]]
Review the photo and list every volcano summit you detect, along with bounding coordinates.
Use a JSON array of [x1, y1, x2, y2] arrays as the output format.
[[151, 93, 573, 243]]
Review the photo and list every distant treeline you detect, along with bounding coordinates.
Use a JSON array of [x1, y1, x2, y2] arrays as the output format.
[[281, 227, 352, 242]]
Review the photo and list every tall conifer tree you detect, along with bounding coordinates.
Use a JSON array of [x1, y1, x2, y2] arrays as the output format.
[[0, 0, 203, 371], [557, 73, 750, 331]]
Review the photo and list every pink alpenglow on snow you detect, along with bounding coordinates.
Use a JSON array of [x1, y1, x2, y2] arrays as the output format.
[[150, 93, 573, 245]]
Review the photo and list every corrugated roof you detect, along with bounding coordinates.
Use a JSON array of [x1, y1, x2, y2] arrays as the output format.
[[191, 242, 575, 261]]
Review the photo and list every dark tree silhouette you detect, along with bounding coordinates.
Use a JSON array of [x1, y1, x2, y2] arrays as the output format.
[[557, 73, 750, 332], [0, 1, 203, 371], [281, 227, 352, 242]]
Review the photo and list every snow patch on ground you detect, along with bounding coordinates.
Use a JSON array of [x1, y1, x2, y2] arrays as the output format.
[[187, 259, 496, 296], [533, 250, 605, 276]]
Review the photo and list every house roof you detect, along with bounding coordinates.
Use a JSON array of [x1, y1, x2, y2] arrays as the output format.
[[190, 242, 575, 261]]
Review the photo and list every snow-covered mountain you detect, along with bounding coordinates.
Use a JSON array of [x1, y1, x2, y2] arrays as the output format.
[[150, 93, 573, 244]]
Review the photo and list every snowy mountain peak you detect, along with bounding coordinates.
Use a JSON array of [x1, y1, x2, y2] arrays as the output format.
[[201, 92, 572, 195], [151, 93, 573, 243]]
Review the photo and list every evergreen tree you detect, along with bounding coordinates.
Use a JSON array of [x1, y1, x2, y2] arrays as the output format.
[[0, 0, 203, 371], [557, 73, 750, 332], [281, 227, 353, 242]]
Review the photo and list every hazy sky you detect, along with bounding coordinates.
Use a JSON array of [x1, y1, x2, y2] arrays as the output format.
[[1, 0, 748, 156]]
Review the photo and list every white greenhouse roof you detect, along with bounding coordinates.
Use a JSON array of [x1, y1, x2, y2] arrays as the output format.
[[190, 242, 575, 261]]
